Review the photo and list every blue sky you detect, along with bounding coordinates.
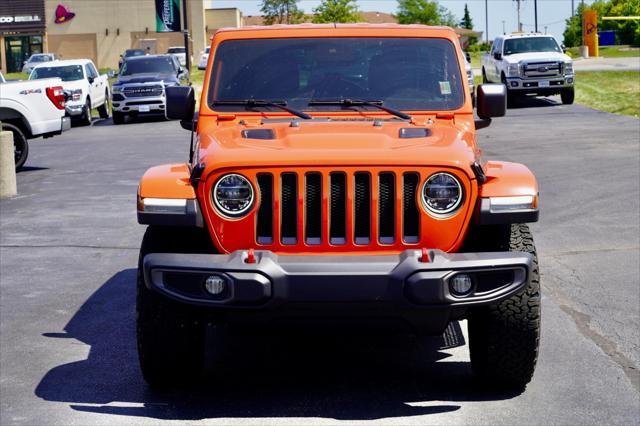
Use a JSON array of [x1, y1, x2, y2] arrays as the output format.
[[209, 0, 596, 42]]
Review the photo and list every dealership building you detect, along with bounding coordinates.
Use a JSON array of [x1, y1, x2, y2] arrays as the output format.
[[0, 0, 244, 73]]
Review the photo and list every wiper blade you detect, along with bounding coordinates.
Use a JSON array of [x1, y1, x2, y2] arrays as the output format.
[[308, 99, 411, 120], [212, 99, 311, 120]]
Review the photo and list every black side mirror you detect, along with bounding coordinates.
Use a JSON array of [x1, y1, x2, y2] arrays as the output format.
[[494, 52, 502, 60], [561, 44, 567, 53], [476, 84, 506, 120], [166, 86, 195, 124], [88, 76, 94, 84]]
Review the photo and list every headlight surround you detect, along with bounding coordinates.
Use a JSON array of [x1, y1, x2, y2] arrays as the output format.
[[111, 85, 122, 93], [507, 63, 520, 77], [421, 173, 463, 216], [564, 61, 574, 74], [212, 173, 254, 217]]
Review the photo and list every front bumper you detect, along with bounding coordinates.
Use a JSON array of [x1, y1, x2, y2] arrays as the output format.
[[111, 94, 166, 114], [143, 249, 532, 331], [506, 75, 575, 93]]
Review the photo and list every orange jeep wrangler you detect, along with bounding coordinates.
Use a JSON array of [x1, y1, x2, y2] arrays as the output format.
[[136, 25, 540, 389]]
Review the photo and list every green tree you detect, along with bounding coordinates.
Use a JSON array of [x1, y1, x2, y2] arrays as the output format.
[[396, 0, 458, 27], [313, 0, 361, 23], [563, 0, 640, 47], [460, 3, 473, 29], [260, 0, 305, 25]]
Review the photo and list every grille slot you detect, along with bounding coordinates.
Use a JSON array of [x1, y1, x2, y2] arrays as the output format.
[[280, 173, 297, 244], [256, 174, 273, 244], [378, 173, 395, 244], [305, 173, 322, 245], [403, 173, 420, 243], [122, 85, 163, 98], [523, 61, 562, 78], [354, 173, 371, 244], [330, 173, 347, 245]]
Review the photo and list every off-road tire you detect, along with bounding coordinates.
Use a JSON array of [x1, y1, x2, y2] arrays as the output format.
[[2, 123, 29, 170], [137, 226, 215, 388], [467, 223, 541, 390], [112, 111, 125, 125], [561, 87, 575, 105], [97, 91, 110, 119]]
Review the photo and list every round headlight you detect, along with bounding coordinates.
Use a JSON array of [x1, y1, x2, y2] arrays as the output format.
[[422, 173, 463, 216], [212, 174, 254, 217]]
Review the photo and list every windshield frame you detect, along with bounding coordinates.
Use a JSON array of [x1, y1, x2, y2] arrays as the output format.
[[503, 36, 562, 56], [29, 64, 84, 82], [206, 36, 466, 114], [120, 56, 176, 76]]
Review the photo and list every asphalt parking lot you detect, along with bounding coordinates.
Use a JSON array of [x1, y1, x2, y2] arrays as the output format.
[[1, 99, 639, 425]]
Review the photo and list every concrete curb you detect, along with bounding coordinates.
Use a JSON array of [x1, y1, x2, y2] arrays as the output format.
[[0, 130, 17, 198]]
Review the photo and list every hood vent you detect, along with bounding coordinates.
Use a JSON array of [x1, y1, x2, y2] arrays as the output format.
[[399, 128, 431, 139], [242, 129, 275, 140]]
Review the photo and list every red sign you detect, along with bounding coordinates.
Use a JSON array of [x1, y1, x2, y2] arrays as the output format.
[[54, 4, 74, 24]]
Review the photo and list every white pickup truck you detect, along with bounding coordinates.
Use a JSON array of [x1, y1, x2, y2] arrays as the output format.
[[29, 59, 110, 126], [0, 71, 70, 169], [481, 33, 575, 105]]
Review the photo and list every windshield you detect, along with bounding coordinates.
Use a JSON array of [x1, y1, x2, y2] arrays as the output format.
[[30, 65, 83, 81], [124, 50, 144, 58], [503, 37, 561, 55], [208, 37, 464, 112], [168, 47, 185, 54], [120, 57, 175, 75], [30, 55, 53, 63]]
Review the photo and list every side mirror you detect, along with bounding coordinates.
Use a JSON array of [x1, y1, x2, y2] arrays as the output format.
[[107, 70, 117, 78], [465, 52, 471, 63], [88, 76, 95, 84], [561, 44, 567, 53], [476, 84, 506, 120], [494, 52, 502, 60], [166, 86, 195, 123]]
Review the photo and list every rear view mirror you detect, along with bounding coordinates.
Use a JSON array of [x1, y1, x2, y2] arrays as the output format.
[[494, 52, 502, 60], [476, 84, 506, 120], [166, 86, 195, 123]]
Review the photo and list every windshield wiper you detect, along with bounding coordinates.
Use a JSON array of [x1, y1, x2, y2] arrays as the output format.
[[308, 99, 411, 120], [212, 99, 311, 120]]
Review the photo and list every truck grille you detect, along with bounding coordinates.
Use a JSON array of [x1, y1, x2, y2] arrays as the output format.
[[255, 170, 424, 247], [522, 61, 562, 78], [122, 85, 163, 98]]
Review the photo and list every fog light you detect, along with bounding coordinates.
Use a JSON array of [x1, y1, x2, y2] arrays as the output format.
[[510, 81, 519, 87], [204, 275, 227, 295], [450, 274, 473, 296], [566, 78, 574, 84]]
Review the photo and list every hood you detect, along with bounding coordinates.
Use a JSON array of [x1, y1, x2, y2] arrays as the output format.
[[116, 73, 178, 85], [197, 118, 478, 177], [504, 51, 571, 64]]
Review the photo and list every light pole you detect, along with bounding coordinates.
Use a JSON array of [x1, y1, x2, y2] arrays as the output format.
[[182, 0, 190, 71], [534, 0, 538, 32], [502, 20, 506, 34], [485, 0, 489, 43]]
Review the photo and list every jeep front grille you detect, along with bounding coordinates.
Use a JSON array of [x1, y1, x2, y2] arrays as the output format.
[[255, 170, 424, 247]]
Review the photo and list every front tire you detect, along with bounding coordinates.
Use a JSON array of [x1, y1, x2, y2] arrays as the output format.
[[97, 91, 110, 119], [2, 123, 29, 170], [561, 87, 575, 105], [137, 226, 215, 388], [467, 224, 541, 390], [112, 111, 125, 125], [79, 98, 92, 126]]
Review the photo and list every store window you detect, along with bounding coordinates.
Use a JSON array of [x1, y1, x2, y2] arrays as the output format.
[[3, 35, 43, 73]]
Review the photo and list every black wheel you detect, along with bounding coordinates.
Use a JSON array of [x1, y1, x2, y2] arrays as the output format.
[[482, 68, 488, 83], [112, 111, 125, 125], [466, 224, 541, 390], [137, 226, 215, 388], [80, 98, 92, 126], [97, 91, 110, 119], [561, 87, 575, 105], [2, 123, 29, 170]]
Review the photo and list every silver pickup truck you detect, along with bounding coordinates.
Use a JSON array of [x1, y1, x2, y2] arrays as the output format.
[[481, 33, 575, 105]]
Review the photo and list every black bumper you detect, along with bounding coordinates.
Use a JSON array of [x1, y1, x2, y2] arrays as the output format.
[[143, 249, 532, 331]]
